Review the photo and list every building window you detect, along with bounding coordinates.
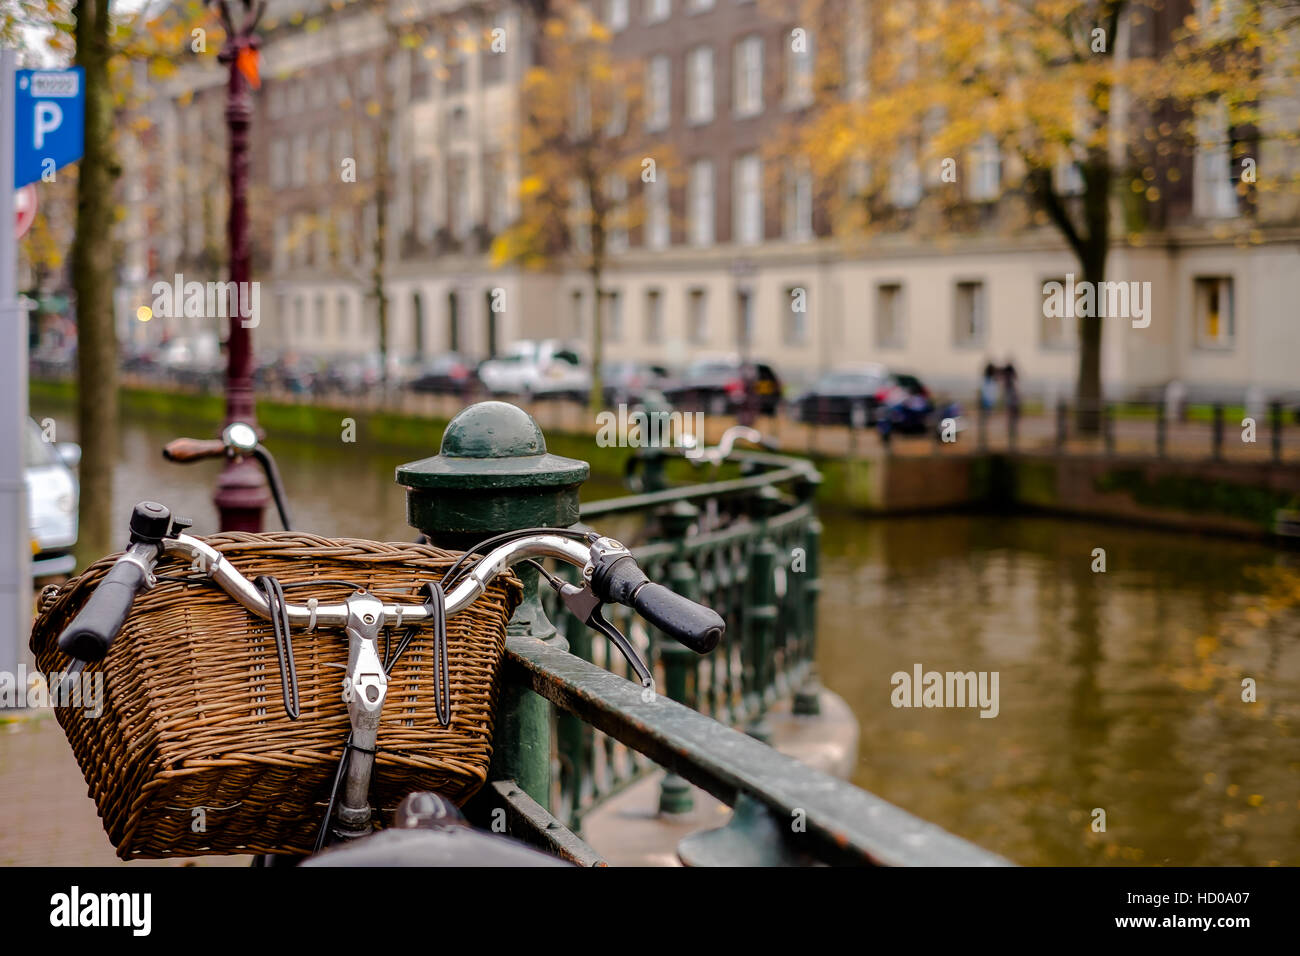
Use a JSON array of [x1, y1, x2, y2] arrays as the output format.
[[337, 294, 350, 337], [645, 288, 664, 342], [646, 54, 671, 131], [784, 286, 808, 345], [953, 280, 987, 346], [890, 141, 921, 208], [607, 0, 630, 31], [1194, 276, 1235, 349], [294, 296, 306, 336], [785, 29, 813, 108], [688, 288, 708, 344], [733, 35, 763, 117], [645, 0, 671, 24], [688, 159, 714, 247], [606, 174, 628, 253], [733, 152, 763, 245], [784, 160, 812, 241], [645, 176, 670, 249], [876, 283, 904, 348], [967, 134, 1000, 202], [449, 156, 470, 239], [1039, 277, 1073, 350], [448, 291, 461, 352], [1194, 100, 1238, 219], [483, 12, 509, 85], [686, 46, 714, 125], [603, 290, 624, 343], [736, 288, 754, 348]]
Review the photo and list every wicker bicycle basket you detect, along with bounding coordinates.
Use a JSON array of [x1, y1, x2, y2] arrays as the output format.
[[29, 531, 523, 860]]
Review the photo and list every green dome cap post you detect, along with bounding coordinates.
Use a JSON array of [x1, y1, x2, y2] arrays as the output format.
[[397, 401, 590, 543], [396, 402, 590, 812]]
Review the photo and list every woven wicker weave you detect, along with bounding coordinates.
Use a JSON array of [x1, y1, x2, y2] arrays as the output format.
[[29, 532, 523, 860]]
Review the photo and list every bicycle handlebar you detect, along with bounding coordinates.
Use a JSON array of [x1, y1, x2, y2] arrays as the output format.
[[162, 437, 228, 463], [55, 544, 157, 662], [53, 503, 726, 664]]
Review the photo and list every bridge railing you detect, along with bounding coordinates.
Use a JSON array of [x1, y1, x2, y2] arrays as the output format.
[[398, 401, 1009, 866]]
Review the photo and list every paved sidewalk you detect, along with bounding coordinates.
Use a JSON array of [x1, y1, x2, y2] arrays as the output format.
[[0, 711, 248, 867]]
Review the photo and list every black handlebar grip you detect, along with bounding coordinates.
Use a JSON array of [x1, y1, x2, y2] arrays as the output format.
[[630, 582, 724, 654], [56, 556, 151, 663]]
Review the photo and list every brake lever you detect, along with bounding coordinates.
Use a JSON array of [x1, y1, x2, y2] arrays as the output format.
[[553, 581, 653, 689]]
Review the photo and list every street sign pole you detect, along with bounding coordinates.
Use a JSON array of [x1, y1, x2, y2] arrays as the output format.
[[1, 48, 33, 683]]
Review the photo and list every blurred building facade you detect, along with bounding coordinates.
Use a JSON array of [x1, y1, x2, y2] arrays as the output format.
[[118, 0, 1300, 400]]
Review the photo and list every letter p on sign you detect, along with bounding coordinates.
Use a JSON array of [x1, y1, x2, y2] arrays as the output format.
[[33, 101, 63, 150]]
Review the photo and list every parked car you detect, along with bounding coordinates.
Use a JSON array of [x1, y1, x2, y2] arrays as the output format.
[[25, 418, 79, 578], [600, 360, 671, 407], [791, 364, 932, 426], [477, 340, 589, 400], [407, 352, 479, 396], [877, 375, 938, 435], [663, 357, 783, 416], [318, 354, 384, 395]]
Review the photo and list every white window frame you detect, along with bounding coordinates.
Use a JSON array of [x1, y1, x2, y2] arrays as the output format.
[[784, 161, 812, 241], [733, 153, 763, 246], [785, 29, 813, 108], [646, 54, 671, 132], [607, 0, 630, 32], [967, 134, 1000, 202], [733, 35, 763, 117], [645, 175, 670, 249], [686, 45, 714, 125], [645, 0, 671, 23], [688, 159, 715, 247]]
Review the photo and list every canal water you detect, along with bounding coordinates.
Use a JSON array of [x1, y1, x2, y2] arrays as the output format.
[[36, 408, 1300, 866]]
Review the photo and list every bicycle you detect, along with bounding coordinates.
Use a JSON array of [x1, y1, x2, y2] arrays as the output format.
[[46, 423, 725, 865]]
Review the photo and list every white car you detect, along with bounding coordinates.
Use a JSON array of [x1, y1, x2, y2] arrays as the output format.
[[476, 340, 590, 400], [25, 418, 79, 577]]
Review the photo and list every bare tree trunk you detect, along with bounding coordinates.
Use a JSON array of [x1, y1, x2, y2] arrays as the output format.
[[588, 261, 603, 413], [1075, 159, 1111, 435], [373, 185, 389, 387], [72, 0, 118, 563]]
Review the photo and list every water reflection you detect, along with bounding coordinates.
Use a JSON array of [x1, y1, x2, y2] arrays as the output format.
[[820, 515, 1300, 865]]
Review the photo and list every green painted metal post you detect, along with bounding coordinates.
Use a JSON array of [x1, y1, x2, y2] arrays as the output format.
[[792, 473, 824, 716], [396, 401, 589, 811], [744, 486, 783, 743], [658, 500, 700, 814]]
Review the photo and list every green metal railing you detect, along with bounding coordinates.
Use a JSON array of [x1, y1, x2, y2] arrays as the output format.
[[544, 450, 824, 829], [398, 401, 1009, 866]]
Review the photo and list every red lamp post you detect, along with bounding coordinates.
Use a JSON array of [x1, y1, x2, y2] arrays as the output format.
[[213, 0, 268, 531]]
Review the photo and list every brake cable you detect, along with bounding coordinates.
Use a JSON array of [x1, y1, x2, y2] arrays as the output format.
[[253, 575, 301, 720]]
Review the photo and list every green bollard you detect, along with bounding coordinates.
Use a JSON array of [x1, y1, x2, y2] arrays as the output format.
[[396, 401, 589, 812], [657, 500, 700, 815]]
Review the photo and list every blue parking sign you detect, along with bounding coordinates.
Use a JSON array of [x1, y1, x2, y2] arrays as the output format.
[[13, 68, 85, 189]]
